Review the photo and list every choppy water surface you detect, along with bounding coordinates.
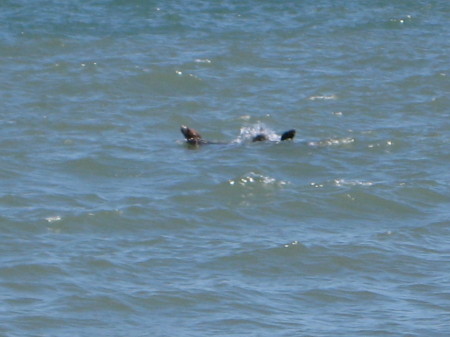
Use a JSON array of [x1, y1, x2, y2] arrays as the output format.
[[1, 1, 450, 336]]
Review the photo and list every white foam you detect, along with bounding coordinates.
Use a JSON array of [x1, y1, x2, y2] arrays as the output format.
[[308, 94, 337, 101], [308, 137, 355, 147], [194, 58, 212, 64], [334, 179, 374, 187], [45, 216, 62, 223], [229, 172, 288, 187]]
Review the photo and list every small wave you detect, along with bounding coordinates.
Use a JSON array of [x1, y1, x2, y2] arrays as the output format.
[[174, 70, 202, 81], [308, 94, 337, 101], [308, 137, 355, 147], [228, 172, 288, 187], [389, 15, 413, 25], [45, 215, 62, 223], [238, 115, 251, 121], [367, 140, 394, 149], [332, 190, 423, 216], [283, 240, 303, 248], [194, 58, 212, 64], [334, 179, 374, 187], [309, 179, 374, 189]]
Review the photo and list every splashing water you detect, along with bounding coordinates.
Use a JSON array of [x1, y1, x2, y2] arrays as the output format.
[[233, 122, 280, 143]]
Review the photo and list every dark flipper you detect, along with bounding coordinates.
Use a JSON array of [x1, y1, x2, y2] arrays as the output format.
[[280, 129, 296, 141]]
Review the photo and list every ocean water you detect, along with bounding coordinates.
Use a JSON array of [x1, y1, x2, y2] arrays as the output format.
[[1, 0, 450, 336]]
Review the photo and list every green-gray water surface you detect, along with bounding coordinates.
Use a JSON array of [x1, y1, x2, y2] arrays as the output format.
[[1, 1, 450, 336]]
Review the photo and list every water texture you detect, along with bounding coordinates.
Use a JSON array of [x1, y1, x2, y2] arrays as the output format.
[[1, 1, 450, 336]]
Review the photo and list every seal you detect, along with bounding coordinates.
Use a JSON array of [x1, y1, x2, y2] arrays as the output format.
[[180, 125, 295, 145], [180, 125, 205, 145]]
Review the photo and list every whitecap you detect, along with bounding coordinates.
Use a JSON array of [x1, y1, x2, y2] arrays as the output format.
[[284, 240, 300, 248], [308, 137, 355, 147], [310, 179, 374, 189], [334, 179, 374, 187], [194, 58, 212, 64], [228, 172, 288, 187], [390, 15, 412, 24], [45, 216, 62, 223], [308, 94, 337, 101]]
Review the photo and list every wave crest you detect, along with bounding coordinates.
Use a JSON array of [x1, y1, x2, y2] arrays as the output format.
[[229, 172, 288, 187]]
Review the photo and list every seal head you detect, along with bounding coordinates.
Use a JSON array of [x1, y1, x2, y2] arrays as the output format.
[[180, 125, 204, 145]]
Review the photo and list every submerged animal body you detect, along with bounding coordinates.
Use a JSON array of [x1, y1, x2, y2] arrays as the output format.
[[180, 125, 295, 145]]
